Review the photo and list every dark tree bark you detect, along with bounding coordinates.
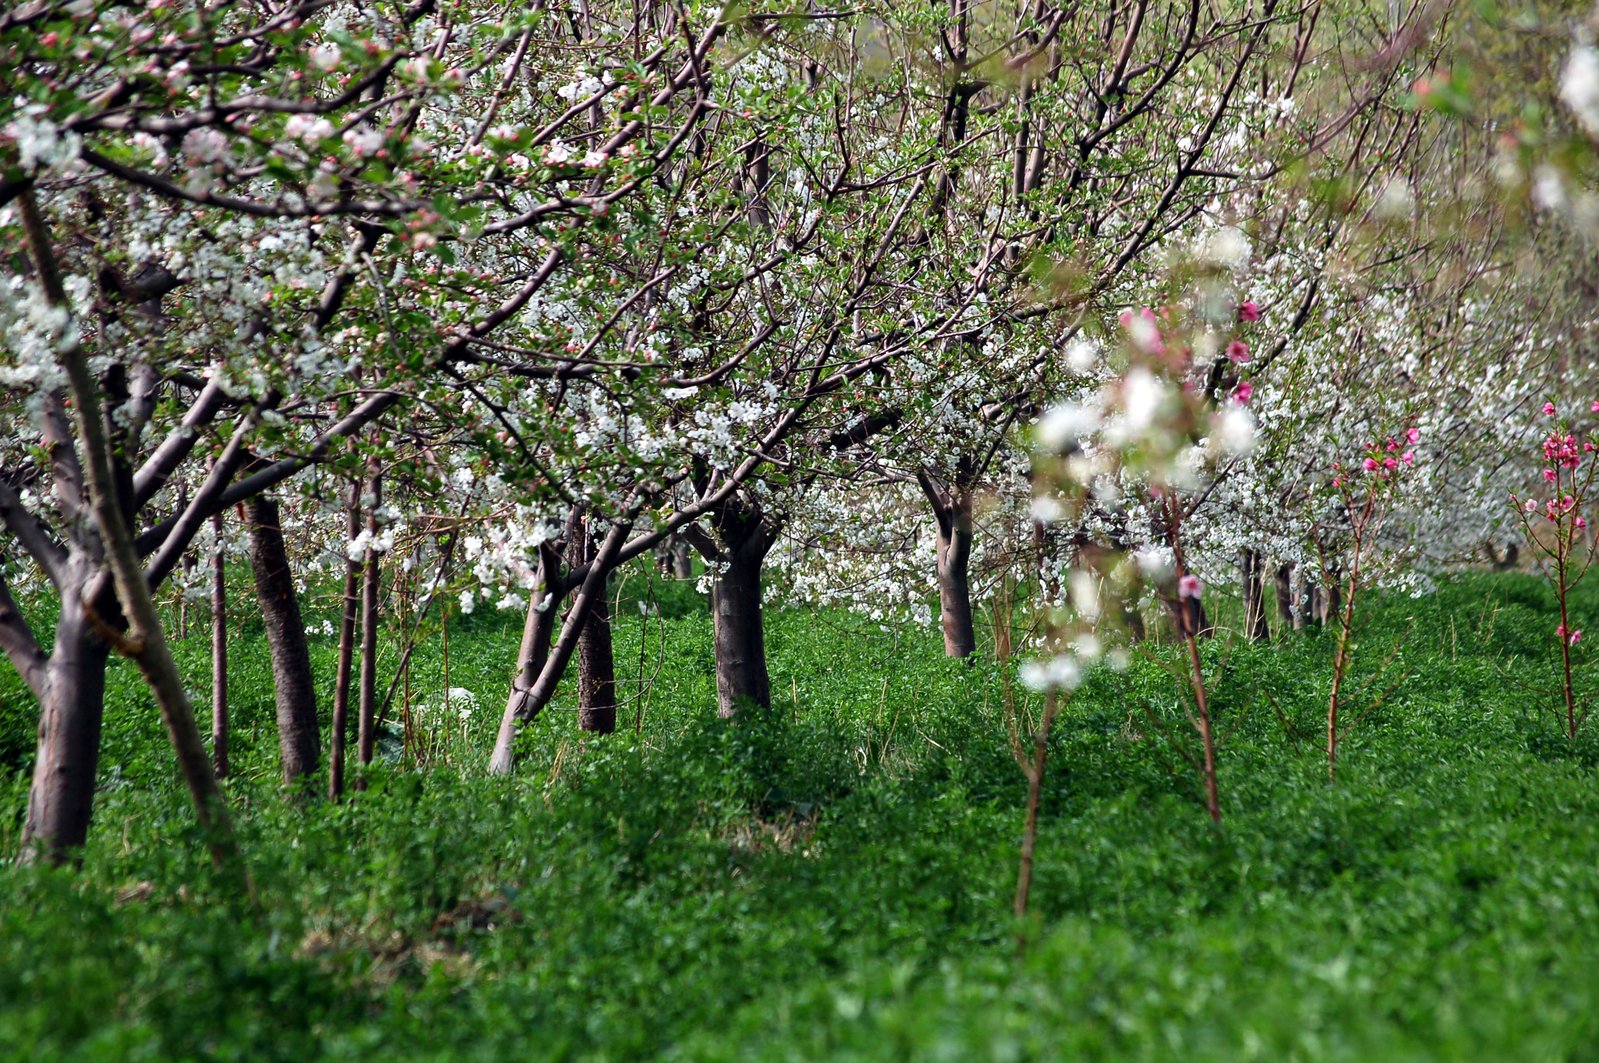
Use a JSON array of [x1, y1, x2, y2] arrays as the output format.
[[329, 480, 362, 799], [246, 495, 321, 784], [22, 589, 110, 861], [1322, 565, 1342, 627], [709, 523, 775, 717], [680, 493, 779, 718], [210, 513, 229, 779], [19, 189, 243, 877], [1240, 549, 1271, 643], [576, 586, 617, 734], [918, 472, 977, 659], [1274, 562, 1295, 631], [1295, 569, 1322, 630], [356, 464, 382, 775], [488, 513, 634, 774], [569, 515, 617, 734], [179, 548, 195, 640]]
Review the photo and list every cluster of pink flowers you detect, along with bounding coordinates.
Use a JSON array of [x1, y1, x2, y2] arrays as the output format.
[[1228, 298, 1260, 405], [1349, 430, 1418, 482], [1518, 401, 1599, 522], [1512, 492, 1590, 527], [1543, 432, 1589, 470], [1116, 298, 1261, 389], [1543, 400, 1599, 416], [1225, 300, 1259, 366], [1331, 428, 1418, 489], [1522, 493, 1588, 525]]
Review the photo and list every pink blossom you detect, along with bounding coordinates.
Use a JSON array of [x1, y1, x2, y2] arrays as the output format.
[[1178, 574, 1203, 599], [1577, 516, 1589, 529], [1573, 630, 1584, 645], [1545, 469, 1559, 482], [1383, 456, 1398, 470], [1402, 450, 1414, 465], [1544, 433, 1581, 468], [1591, 400, 1599, 413], [1544, 402, 1558, 416], [1406, 427, 1420, 444], [1363, 457, 1379, 471], [1238, 300, 1261, 322], [342, 124, 382, 157], [1226, 340, 1250, 363], [1119, 307, 1162, 353], [1231, 380, 1253, 405]]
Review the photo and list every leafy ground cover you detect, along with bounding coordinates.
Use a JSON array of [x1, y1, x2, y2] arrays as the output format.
[[4, 572, 1599, 1062]]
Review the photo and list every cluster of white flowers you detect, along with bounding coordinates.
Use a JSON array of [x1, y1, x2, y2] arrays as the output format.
[[3, 111, 81, 173]]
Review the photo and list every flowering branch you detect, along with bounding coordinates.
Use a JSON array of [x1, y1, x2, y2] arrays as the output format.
[[1509, 401, 1599, 739]]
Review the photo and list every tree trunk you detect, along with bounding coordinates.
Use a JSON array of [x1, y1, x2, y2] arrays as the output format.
[[21, 592, 110, 863], [489, 516, 633, 774], [210, 513, 229, 779], [1240, 549, 1271, 643], [1322, 565, 1342, 627], [490, 543, 563, 771], [1274, 563, 1294, 631], [178, 548, 195, 640], [19, 187, 242, 877], [329, 480, 362, 799], [671, 538, 693, 579], [1295, 570, 1322, 629], [577, 591, 617, 733], [246, 496, 321, 784], [357, 465, 382, 775], [1121, 600, 1147, 641], [918, 474, 978, 658], [570, 517, 617, 734], [710, 529, 774, 718], [936, 493, 977, 658]]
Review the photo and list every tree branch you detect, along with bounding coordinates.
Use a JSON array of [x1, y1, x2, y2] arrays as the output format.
[[0, 565, 48, 698], [0, 478, 68, 587]]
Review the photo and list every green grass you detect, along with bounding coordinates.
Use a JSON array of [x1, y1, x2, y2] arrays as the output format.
[[4, 570, 1599, 1061]]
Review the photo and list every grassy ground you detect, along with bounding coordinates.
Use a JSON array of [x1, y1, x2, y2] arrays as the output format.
[[3, 570, 1599, 1061]]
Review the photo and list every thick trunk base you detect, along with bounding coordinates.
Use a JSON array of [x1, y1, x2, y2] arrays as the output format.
[[712, 545, 771, 718], [22, 604, 110, 863], [572, 519, 616, 734], [247, 497, 321, 784]]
